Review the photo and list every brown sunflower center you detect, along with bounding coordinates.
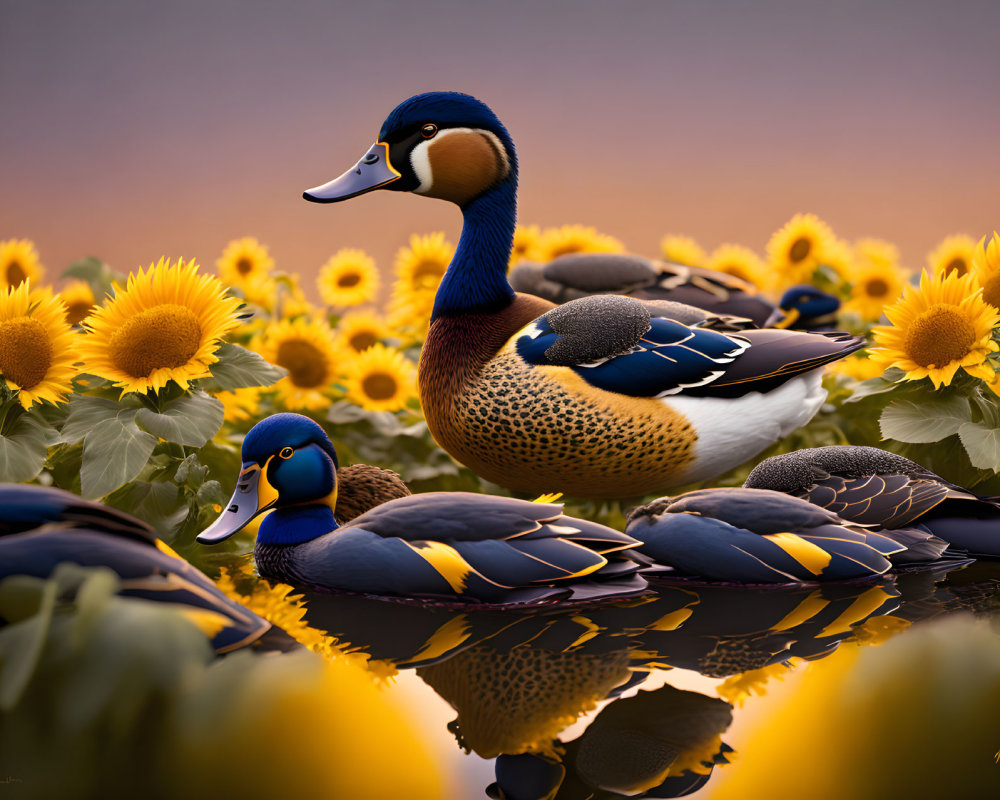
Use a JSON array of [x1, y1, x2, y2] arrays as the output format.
[[788, 238, 812, 263], [276, 339, 327, 388], [108, 304, 202, 378], [6, 261, 26, 286], [944, 257, 967, 276], [0, 317, 52, 390], [412, 260, 446, 286], [980, 274, 1000, 310], [65, 301, 94, 326], [864, 277, 890, 298], [348, 331, 378, 352], [337, 271, 362, 288], [361, 372, 398, 401], [903, 303, 976, 367], [236, 258, 254, 275]]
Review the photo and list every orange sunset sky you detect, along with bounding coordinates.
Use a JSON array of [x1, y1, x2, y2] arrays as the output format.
[[2, 0, 998, 298]]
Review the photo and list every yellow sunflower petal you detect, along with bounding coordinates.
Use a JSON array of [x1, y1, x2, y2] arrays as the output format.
[[533, 225, 625, 262], [344, 343, 416, 413], [254, 317, 342, 411], [217, 237, 275, 290], [77, 257, 242, 396], [0, 282, 80, 407], [705, 243, 769, 290], [317, 249, 379, 308], [927, 234, 977, 279], [0, 239, 45, 291], [766, 213, 836, 286], [660, 235, 706, 267]]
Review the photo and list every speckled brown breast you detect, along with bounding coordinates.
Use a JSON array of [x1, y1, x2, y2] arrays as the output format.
[[419, 294, 698, 499]]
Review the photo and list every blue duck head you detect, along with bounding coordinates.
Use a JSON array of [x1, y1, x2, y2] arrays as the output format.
[[197, 413, 339, 544], [303, 91, 517, 209], [776, 284, 841, 326]]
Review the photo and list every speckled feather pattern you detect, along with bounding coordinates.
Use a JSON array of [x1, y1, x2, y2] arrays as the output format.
[[420, 297, 697, 497]]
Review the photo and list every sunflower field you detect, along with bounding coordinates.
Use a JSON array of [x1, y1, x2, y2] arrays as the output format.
[[2, 220, 1000, 570]]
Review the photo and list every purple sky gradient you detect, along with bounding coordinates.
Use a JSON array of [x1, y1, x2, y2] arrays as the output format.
[[2, 0, 998, 294]]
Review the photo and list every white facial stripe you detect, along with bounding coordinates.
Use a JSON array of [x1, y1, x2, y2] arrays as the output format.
[[410, 127, 510, 196]]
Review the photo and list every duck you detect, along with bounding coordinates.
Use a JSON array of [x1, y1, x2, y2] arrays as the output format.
[[624, 487, 955, 583], [196, 413, 651, 605], [743, 445, 1000, 557], [0, 484, 276, 653], [508, 252, 841, 330], [302, 91, 864, 498]]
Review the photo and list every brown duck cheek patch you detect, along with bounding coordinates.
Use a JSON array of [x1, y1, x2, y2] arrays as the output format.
[[424, 132, 505, 205]]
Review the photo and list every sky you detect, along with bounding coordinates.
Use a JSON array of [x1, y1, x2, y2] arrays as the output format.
[[2, 0, 999, 296]]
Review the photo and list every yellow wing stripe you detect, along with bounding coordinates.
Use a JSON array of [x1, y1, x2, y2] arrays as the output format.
[[763, 532, 832, 575], [404, 540, 472, 593]]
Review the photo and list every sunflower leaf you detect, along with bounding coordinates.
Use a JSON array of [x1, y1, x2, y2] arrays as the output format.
[[134, 392, 224, 447], [879, 396, 972, 444], [80, 414, 157, 499], [845, 369, 906, 403], [0, 413, 57, 483], [104, 480, 188, 539], [200, 343, 287, 391], [59, 395, 121, 444], [958, 422, 1000, 472]]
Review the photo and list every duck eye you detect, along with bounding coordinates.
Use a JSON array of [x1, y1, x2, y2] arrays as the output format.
[[421, 123, 438, 139], [279, 447, 294, 460]]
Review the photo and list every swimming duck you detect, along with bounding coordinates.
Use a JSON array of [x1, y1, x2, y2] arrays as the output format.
[[197, 413, 651, 605], [303, 91, 864, 498], [0, 484, 275, 653], [624, 487, 952, 583], [744, 445, 1000, 557], [509, 252, 841, 330]]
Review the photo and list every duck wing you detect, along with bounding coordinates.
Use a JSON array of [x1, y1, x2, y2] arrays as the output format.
[[306, 493, 646, 603], [514, 295, 862, 398], [625, 488, 907, 582], [0, 484, 157, 546]]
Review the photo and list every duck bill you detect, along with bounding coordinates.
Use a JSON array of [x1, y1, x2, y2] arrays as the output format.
[[303, 141, 401, 203], [197, 462, 278, 544]]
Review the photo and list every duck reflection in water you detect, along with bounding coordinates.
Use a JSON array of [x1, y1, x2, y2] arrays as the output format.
[[270, 559, 993, 799]]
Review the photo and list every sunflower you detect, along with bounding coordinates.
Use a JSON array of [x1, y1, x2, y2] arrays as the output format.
[[854, 238, 900, 271], [509, 224, 541, 267], [533, 225, 625, 262], [660, 234, 706, 267], [0, 238, 44, 290], [0, 283, 79, 408], [217, 237, 275, 290], [927, 234, 977, 279], [59, 280, 97, 326], [78, 257, 243, 396], [317, 249, 379, 308], [869, 270, 1000, 388], [388, 232, 456, 342], [216, 386, 263, 424], [970, 232, 1000, 310], [820, 238, 855, 279], [766, 213, 836, 286], [394, 232, 454, 294], [844, 258, 910, 322], [336, 309, 390, 353], [255, 317, 342, 411], [344, 343, 416, 413], [831, 352, 885, 382], [705, 243, 769, 290]]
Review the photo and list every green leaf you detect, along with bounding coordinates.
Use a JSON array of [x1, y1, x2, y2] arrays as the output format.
[[105, 480, 188, 539], [845, 369, 905, 403], [134, 391, 224, 447], [880, 395, 972, 444], [200, 343, 287, 391], [0, 574, 58, 710], [59, 395, 121, 443], [0, 413, 57, 482], [958, 422, 1000, 472], [80, 414, 157, 499]]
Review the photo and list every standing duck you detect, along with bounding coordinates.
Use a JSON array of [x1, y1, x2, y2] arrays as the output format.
[[509, 252, 841, 330], [744, 445, 1000, 557], [302, 91, 863, 498], [197, 413, 651, 605]]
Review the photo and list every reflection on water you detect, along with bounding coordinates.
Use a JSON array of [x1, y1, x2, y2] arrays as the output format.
[[274, 560, 999, 799]]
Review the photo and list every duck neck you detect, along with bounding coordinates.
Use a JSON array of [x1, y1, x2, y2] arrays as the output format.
[[431, 177, 517, 320], [257, 504, 338, 546]]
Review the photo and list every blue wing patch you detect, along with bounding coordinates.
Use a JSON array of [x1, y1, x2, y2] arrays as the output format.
[[516, 316, 749, 398]]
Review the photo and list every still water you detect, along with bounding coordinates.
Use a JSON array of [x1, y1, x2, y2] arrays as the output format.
[[277, 559, 1000, 799]]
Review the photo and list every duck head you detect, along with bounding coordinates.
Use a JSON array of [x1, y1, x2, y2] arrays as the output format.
[[771, 284, 841, 328], [197, 413, 339, 544], [303, 91, 517, 210]]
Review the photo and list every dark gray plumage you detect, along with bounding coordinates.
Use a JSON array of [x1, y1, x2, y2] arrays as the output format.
[[542, 294, 650, 365]]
